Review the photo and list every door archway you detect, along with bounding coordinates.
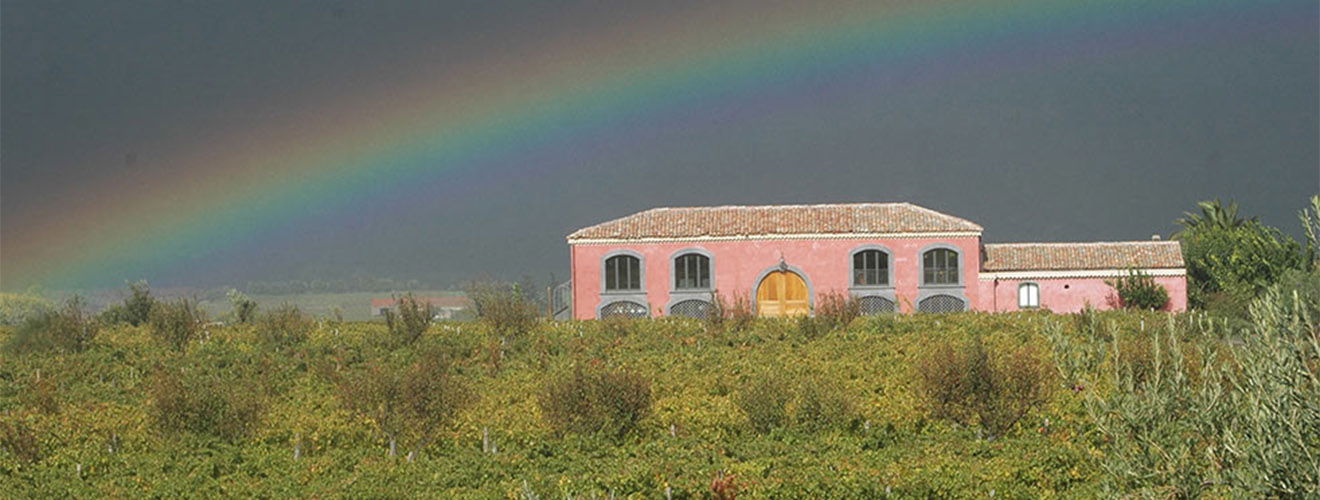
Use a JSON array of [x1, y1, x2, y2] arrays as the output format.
[[756, 270, 810, 317]]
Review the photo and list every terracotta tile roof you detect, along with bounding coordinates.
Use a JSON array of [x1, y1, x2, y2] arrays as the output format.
[[982, 241, 1184, 271], [568, 203, 982, 241]]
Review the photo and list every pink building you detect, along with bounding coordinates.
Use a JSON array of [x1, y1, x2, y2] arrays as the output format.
[[566, 203, 1186, 319]]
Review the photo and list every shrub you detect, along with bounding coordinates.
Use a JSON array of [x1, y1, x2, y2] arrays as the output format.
[[734, 374, 792, 434], [1080, 291, 1320, 497], [466, 281, 539, 339], [539, 364, 653, 438], [148, 364, 265, 442], [335, 350, 474, 459], [383, 293, 432, 346], [227, 289, 258, 324], [0, 292, 53, 326], [792, 377, 858, 431], [917, 337, 1052, 438], [149, 298, 206, 352], [0, 418, 42, 463], [735, 372, 857, 433], [5, 296, 98, 354], [723, 292, 755, 332], [100, 280, 157, 326], [1106, 269, 1170, 310], [814, 291, 860, 332], [256, 303, 313, 348]]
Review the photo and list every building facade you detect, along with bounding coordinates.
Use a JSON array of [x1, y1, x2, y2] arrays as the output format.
[[567, 203, 1186, 319]]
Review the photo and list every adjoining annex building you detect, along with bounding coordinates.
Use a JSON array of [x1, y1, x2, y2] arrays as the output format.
[[565, 202, 1186, 319]]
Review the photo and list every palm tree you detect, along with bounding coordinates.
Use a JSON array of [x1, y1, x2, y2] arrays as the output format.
[[1175, 199, 1251, 236]]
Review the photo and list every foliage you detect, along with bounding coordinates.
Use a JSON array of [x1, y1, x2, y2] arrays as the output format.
[[712, 291, 755, 332], [1301, 194, 1320, 268], [1176, 199, 1307, 310], [1080, 291, 1320, 497], [226, 288, 259, 324], [6, 308, 1315, 497], [0, 292, 53, 326], [383, 293, 432, 347], [148, 362, 266, 442], [1105, 268, 1170, 310], [466, 281, 539, 339], [100, 280, 157, 326], [917, 336, 1053, 438], [5, 296, 98, 355], [813, 291, 860, 332], [734, 373, 792, 434], [538, 364, 653, 438], [256, 304, 314, 348], [0, 418, 41, 464], [149, 298, 206, 352], [334, 349, 474, 459], [734, 371, 857, 433]]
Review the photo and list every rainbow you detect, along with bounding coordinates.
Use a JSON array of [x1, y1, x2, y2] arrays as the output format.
[[1, 0, 1305, 289]]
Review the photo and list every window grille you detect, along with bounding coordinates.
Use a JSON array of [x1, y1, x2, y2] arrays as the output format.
[[604, 255, 641, 291], [601, 301, 648, 319], [922, 248, 960, 285], [918, 294, 965, 313], [852, 249, 889, 286], [674, 253, 711, 290], [1018, 283, 1040, 308], [670, 299, 713, 319], [857, 296, 896, 315]]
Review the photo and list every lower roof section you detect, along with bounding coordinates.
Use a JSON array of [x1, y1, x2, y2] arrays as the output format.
[[981, 241, 1184, 273]]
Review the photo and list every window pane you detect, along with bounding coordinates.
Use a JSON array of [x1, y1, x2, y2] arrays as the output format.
[[923, 248, 959, 285], [698, 256, 710, 288], [606, 255, 641, 291]]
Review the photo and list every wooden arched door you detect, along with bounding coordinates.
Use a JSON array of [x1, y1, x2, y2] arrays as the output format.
[[757, 270, 809, 317]]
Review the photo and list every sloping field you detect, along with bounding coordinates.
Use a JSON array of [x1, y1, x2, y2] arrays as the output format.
[[1, 306, 1315, 498]]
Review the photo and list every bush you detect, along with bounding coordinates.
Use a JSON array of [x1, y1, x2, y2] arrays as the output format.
[[335, 350, 474, 459], [227, 289, 258, 324], [148, 364, 265, 442], [0, 292, 53, 326], [717, 291, 755, 332], [5, 296, 98, 355], [150, 298, 206, 352], [1080, 290, 1320, 497], [734, 374, 792, 434], [539, 364, 653, 438], [1106, 269, 1170, 310], [792, 377, 858, 431], [0, 418, 42, 463], [814, 291, 860, 332], [383, 293, 432, 346], [100, 281, 157, 326], [256, 304, 313, 348], [466, 281, 539, 339], [917, 337, 1052, 438]]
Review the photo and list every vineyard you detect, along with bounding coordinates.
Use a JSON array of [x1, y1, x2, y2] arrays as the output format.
[[1, 289, 1317, 498]]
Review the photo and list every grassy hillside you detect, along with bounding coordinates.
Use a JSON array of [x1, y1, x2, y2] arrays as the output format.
[[1, 303, 1316, 497]]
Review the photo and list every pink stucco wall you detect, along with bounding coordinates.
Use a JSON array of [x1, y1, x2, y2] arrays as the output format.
[[977, 276, 1187, 313], [571, 236, 982, 319]]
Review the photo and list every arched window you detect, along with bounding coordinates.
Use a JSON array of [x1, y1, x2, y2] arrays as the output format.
[[600, 301, 648, 319], [922, 248, 960, 285], [857, 295, 896, 315], [918, 294, 965, 313], [604, 254, 641, 291], [670, 299, 713, 319], [1018, 283, 1040, 308], [674, 253, 711, 290], [852, 249, 889, 286]]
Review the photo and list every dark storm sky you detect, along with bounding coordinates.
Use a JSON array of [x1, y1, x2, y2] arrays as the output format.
[[2, 0, 1317, 290]]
